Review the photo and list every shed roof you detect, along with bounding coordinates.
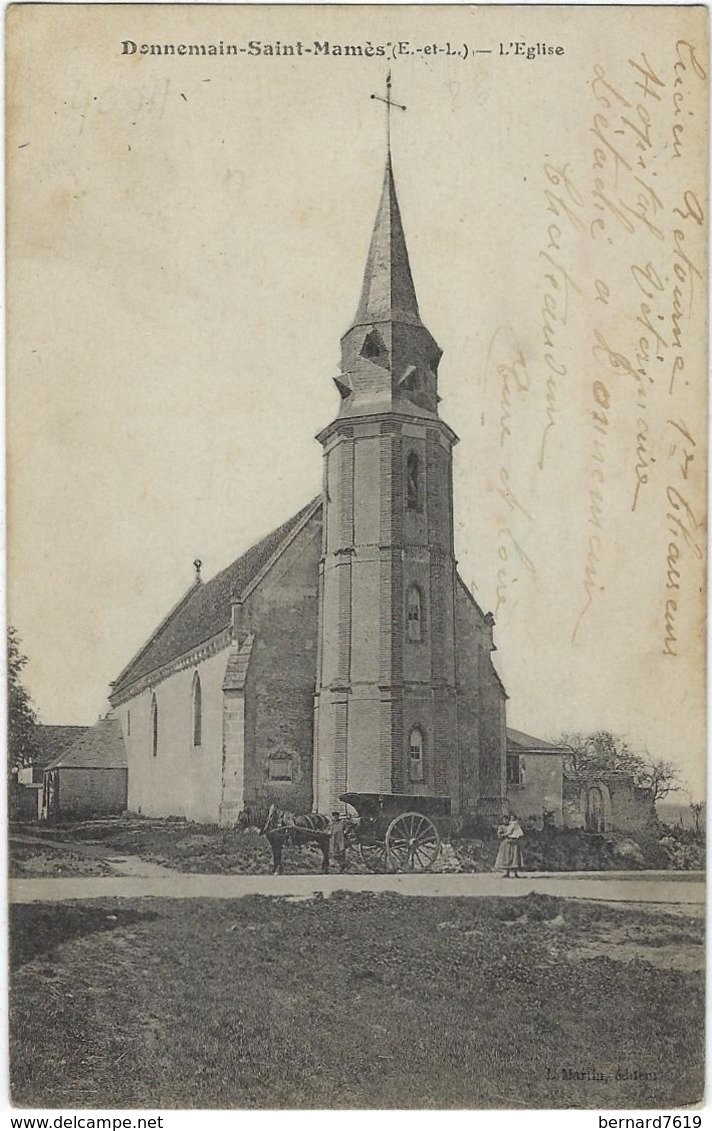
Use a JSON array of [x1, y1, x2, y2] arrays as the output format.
[[111, 497, 320, 698], [44, 715, 127, 771], [33, 725, 93, 770], [506, 728, 570, 755]]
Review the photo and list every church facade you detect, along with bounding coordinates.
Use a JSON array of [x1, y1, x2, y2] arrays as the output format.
[[109, 154, 508, 825]]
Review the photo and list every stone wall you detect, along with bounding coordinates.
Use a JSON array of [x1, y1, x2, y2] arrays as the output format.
[[10, 782, 43, 820], [506, 753, 564, 826], [479, 663, 506, 813], [563, 770, 656, 833], [608, 776, 657, 832], [56, 768, 127, 816], [454, 581, 481, 813], [241, 511, 321, 815], [454, 579, 507, 817], [118, 512, 320, 825], [119, 647, 228, 824]]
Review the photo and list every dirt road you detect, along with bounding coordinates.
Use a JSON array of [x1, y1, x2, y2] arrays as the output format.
[[9, 868, 705, 912]]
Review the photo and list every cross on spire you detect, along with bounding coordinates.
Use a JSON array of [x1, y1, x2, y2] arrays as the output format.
[[370, 71, 406, 162]]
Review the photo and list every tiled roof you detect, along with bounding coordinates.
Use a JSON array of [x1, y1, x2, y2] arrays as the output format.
[[45, 715, 127, 771], [33, 725, 93, 769], [111, 498, 320, 698], [455, 573, 487, 622], [506, 728, 569, 755]]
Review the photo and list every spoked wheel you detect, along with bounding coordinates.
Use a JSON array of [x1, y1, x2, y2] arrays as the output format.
[[358, 838, 389, 872], [385, 812, 441, 872]]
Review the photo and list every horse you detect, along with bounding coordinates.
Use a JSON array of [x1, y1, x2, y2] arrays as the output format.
[[237, 804, 333, 875]]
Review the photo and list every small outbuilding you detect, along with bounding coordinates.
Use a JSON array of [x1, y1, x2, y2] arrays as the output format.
[[505, 728, 570, 827], [505, 727, 658, 835], [11, 725, 93, 821], [42, 714, 128, 820]]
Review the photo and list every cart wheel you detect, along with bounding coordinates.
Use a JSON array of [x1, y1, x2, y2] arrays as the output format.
[[385, 812, 441, 872], [358, 839, 389, 873]]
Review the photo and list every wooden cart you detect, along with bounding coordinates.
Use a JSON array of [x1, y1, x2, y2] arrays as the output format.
[[339, 792, 451, 873]]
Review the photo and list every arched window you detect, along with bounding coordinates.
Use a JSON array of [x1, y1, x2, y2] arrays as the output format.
[[406, 451, 421, 511], [192, 672, 202, 748], [407, 585, 423, 642], [151, 694, 158, 758], [408, 727, 424, 782]]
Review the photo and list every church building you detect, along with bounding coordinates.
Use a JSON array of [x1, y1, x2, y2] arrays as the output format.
[[109, 147, 508, 826]]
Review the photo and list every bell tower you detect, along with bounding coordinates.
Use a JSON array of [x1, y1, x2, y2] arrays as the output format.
[[313, 82, 460, 812]]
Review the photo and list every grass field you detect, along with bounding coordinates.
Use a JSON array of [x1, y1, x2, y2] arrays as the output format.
[[14, 815, 702, 878], [9, 818, 477, 876], [10, 891, 704, 1109], [10, 821, 282, 877], [10, 840, 115, 878]]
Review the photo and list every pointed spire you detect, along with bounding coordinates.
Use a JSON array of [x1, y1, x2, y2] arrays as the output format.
[[326, 79, 447, 430], [352, 158, 422, 329]]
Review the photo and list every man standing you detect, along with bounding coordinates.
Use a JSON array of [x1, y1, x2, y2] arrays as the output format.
[[329, 810, 347, 873]]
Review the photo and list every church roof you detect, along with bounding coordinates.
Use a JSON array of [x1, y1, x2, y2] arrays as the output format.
[[352, 157, 423, 331], [111, 497, 320, 698], [44, 715, 127, 771], [506, 728, 569, 755], [455, 574, 488, 623]]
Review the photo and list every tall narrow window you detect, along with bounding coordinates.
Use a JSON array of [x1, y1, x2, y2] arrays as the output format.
[[408, 727, 424, 782], [406, 451, 421, 511], [506, 754, 525, 785], [407, 585, 423, 642], [127, 710, 131, 737], [151, 694, 158, 758], [192, 672, 202, 748]]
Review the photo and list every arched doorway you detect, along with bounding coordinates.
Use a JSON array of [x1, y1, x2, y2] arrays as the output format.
[[585, 786, 605, 833]]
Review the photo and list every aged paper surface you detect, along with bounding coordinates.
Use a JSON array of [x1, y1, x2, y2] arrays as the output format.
[[6, 3, 708, 1112]]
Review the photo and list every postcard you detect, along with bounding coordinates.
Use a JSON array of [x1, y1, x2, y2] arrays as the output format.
[[7, 3, 707, 1111]]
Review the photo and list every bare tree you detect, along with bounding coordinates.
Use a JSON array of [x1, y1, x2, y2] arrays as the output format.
[[559, 730, 638, 774], [637, 757, 683, 803], [557, 731, 683, 802], [689, 801, 705, 836]]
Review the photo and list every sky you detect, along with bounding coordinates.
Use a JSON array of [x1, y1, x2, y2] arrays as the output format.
[[7, 4, 707, 796]]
